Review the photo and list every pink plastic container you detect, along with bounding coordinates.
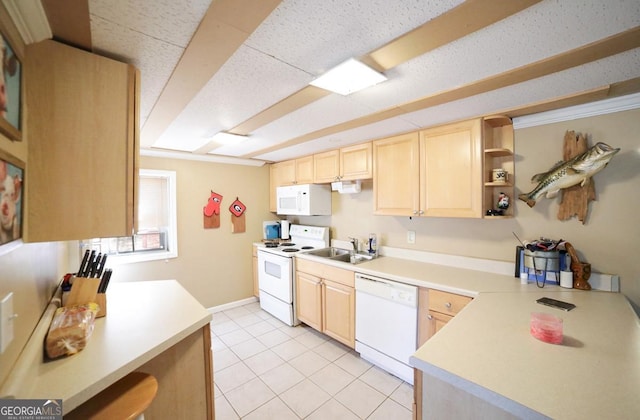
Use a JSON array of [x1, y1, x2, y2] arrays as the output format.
[[530, 312, 563, 344]]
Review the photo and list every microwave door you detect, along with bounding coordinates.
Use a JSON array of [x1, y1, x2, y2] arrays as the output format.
[[278, 195, 295, 214], [297, 191, 303, 213]]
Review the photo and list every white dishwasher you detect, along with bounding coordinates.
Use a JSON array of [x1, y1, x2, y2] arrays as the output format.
[[355, 273, 417, 384]]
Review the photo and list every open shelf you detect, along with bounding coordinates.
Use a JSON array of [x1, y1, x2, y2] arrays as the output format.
[[482, 116, 514, 219], [484, 182, 513, 187], [484, 148, 512, 157]]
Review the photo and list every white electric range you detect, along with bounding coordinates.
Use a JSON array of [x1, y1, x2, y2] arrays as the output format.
[[256, 224, 329, 326]]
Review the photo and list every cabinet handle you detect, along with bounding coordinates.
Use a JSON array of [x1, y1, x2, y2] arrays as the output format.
[[427, 314, 433, 320], [419, 210, 424, 215], [413, 210, 418, 215], [445, 302, 452, 309]]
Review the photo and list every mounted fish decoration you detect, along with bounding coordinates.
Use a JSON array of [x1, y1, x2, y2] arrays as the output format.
[[518, 142, 619, 208]]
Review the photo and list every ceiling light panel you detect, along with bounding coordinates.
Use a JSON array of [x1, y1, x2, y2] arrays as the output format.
[[309, 58, 387, 95]]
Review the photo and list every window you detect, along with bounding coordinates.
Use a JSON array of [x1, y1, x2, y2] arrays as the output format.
[[81, 169, 178, 264]]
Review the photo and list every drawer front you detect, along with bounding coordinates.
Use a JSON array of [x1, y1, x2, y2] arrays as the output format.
[[296, 258, 354, 287], [428, 289, 472, 316]]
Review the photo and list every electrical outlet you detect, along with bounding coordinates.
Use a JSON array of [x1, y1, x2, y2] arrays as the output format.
[[407, 231, 416, 244], [1, 292, 15, 353]]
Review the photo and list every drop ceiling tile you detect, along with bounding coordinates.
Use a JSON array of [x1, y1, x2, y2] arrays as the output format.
[[85, 0, 640, 162], [245, 0, 465, 74], [254, 117, 417, 162], [345, 0, 640, 114], [153, 45, 316, 151], [246, 94, 376, 147], [89, 0, 211, 47], [401, 49, 640, 128], [90, 14, 185, 124]]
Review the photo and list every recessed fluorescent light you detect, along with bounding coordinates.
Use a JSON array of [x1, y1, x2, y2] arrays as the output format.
[[210, 131, 249, 145], [310, 58, 387, 95]]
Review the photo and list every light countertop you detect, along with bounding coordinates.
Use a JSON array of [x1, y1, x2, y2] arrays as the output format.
[[411, 290, 640, 419], [0, 280, 212, 414], [296, 252, 640, 419]]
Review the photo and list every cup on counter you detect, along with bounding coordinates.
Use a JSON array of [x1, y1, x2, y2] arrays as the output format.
[[560, 271, 573, 288], [530, 312, 563, 344]]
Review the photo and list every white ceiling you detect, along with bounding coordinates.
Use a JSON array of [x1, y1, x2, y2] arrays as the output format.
[[86, 0, 640, 165]]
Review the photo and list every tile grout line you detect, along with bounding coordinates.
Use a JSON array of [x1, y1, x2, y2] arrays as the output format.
[[211, 302, 413, 419]]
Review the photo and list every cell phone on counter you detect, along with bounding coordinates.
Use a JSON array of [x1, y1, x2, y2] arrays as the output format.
[[536, 297, 576, 311]]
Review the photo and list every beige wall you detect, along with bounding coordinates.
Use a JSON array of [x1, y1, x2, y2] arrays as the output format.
[[108, 156, 273, 308], [297, 108, 640, 312]]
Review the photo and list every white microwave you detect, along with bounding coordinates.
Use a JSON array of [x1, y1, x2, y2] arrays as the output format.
[[276, 184, 331, 216]]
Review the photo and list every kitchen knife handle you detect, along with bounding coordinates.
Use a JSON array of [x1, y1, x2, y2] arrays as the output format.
[[88, 253, 101, 277], [96, 254, 108, 278], [98, 269, 112, 293], [83, 250, 96, 277], [77, 249, 90, 277]]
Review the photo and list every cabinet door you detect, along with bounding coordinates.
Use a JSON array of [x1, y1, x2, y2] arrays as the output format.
[[269, 160, 296, 211], [296, 272, 322, 331], [313, 150, 340, 183], [322, 279, 355, 348], [427, 310, 453, 337], [24, 40, 139, 242], [340, 143, 372, 181], [373, 132, 420, 216], [295, 156, 314, 184], [420, 119, 482, 218]]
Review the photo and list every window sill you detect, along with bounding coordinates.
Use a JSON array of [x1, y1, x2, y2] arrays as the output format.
[[107, 249, 178, 265]]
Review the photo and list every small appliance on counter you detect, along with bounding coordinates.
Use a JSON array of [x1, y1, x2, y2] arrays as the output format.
[[280, 220, 290, 240], [263, 221, 280, 240]]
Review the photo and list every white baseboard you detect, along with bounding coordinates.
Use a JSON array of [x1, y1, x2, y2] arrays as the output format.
[[208, 296, 258, 314]]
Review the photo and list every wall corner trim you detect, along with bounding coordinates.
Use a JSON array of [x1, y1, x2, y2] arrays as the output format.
[[2, 0, 52, 44], [513, 92, 640, 129]]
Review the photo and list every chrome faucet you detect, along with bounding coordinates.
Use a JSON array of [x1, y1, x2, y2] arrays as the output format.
[[348, 237, 358, 255]]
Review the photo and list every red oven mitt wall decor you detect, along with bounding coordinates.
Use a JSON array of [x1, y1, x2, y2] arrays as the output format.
[[203, 191, 222, 229], [229, 197, 246, 233]]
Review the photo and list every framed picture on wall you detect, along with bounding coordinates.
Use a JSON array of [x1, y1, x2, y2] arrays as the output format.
[[0, 28, 22, 141], [0, 149, 24, 246]]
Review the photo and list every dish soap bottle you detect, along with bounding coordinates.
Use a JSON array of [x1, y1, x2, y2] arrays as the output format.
[[368, 233, 377, 256]]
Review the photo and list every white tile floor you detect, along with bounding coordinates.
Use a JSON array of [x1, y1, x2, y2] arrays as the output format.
[[211, 301, 413, 419]]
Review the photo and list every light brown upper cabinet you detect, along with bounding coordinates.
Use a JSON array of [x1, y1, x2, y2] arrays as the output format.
[[24, 40, 139, 242], [373, 132, 421, 216], [374, 119, 487, 218], [420, 119, 483, 218], [313, 143, 372, 183], [269, 156, 314, 211]]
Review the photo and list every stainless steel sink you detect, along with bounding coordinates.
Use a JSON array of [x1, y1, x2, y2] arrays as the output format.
[[303, 248, 374, 264], [304, 247, 351, 258]]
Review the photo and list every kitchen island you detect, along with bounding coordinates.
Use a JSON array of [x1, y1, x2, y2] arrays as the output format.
[[296, 251, 640, 419], [0, 280, 213, 418]]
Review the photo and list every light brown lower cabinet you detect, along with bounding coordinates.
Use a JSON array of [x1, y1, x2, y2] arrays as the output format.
[[295, 259, 355, 348], [414, 288, 472, 419]]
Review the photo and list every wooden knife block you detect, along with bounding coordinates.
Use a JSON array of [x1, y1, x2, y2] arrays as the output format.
[[65, 277, 107, 318]]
